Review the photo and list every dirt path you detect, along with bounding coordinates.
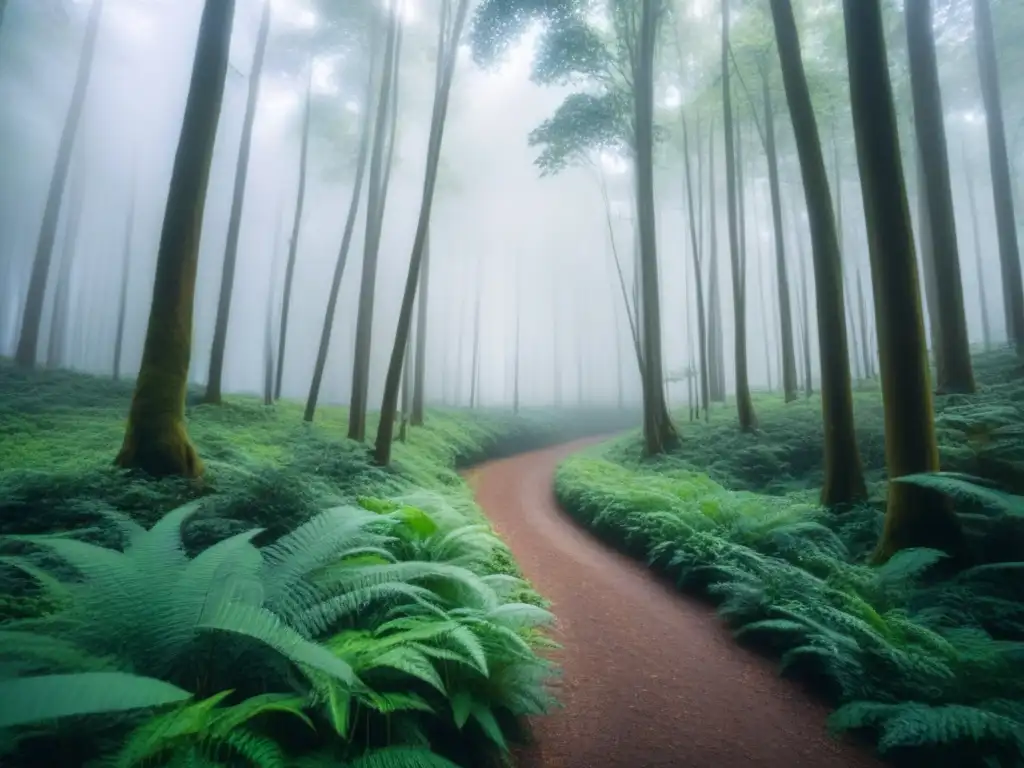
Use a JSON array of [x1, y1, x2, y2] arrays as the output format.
[[469, 439, 881, 768]]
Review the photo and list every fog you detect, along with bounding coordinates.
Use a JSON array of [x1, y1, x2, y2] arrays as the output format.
[[1, 0, 1022, 416]]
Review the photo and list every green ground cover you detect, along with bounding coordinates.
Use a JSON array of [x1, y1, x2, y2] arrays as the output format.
[[0, 361, 632, 768], [555, 349, 1024, 768]]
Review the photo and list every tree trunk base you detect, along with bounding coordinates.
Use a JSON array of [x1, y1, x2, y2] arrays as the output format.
[[871, 481, 967, 565], [115, 417, 204, 479]]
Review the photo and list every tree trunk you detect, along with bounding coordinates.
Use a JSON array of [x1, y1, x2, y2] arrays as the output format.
[[204, 0, 270, 404], [634, 0, 677, 455], [856, 266, 873, 378], [47, 160, 87, 370], [15, 0, 104, 368], [469, 267, 482, 409], [274, 66, 313, 400], [771, 0, 867, 505], [304, 40, 378, 422], [973, 0, 1024, 355], [410, 225, 431, 425], [263, 206, 286, 407], [513, 269, 522, 414], [916, 151, 945, 378], [348, 7, 401, 442], [113, 183, 136, 382], [707, 123, 725, 404], [760, 64, 798, 402], [842, 0, 965, 561], [906, 0, 975, 392], [833, 128, 863, 383], [682, 115, 709, 420], [115, 0, 235, 478], [399, 329, 412, 442], [963, 139, 992, 351]]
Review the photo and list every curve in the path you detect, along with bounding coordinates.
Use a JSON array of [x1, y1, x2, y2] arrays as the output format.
[[469, 438, 882, 768]]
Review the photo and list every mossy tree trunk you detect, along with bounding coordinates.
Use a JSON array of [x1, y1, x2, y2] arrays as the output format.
[[348, 8, 401, 442], [682, 115, 710, 420], [204, 0, 270, 404], [963, 139, 992, 351], [304, 38, 378, 423], [771, 0, 867, 505], [973, 0, 1024, 355], [47, 158, 86, 370], [115, 0, 236, 479], [113, 183, 136, 382], [15, 0, 103, 368], [842, 0, 965, 561], [906, 0, 975, 393], [274, 66, 313, 400], [634, 0, 677, 455]]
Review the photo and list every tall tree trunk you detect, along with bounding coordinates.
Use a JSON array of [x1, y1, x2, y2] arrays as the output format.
[[907, 0, 974, 392], [707, 124, 725, 404], [682, 115, 709, 420], [15, 0, 104, 368], [856, 267, 873, 378], [833, 127, 863, 382], [963, 140, 992, 351], [771, 0, 867, 506], [634, 0, 677, 455], [304, 42, 378, 422], [274, 67, 313, 400], [348, 7, 401, 442], [263, 210, 284, 407], [513, 269, 522, 414], [47, 160, 87, 370], [113, 182, 136, 382], [973, 0, 1024, 355], [842, 0, 965, 561], [204, 0, 271, 404], [408, 224, 432, 426], [399, 328, 412, 442], [469, 266, 482, 409], [916, 152, 945, 377], [761, 63, 798, 402], [115, 0, 235, 478]]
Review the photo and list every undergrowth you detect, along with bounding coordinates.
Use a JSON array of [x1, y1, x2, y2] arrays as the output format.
[[0, 361, 632, 768], [556, 348, 1024, 768]]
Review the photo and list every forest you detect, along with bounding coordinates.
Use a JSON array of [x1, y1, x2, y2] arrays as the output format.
[[0, 0, 1022, 766]]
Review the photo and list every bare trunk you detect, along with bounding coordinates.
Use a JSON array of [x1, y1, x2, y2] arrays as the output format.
[[204, 0, 270, 404], [16, 0, 104, 368], [963, 139, 992, 350], [113, 182, 136, 382], [47, 160, 87, 370], [682, 115, 709, 419], [410, 226, 431, 425], [707, 123, 726, 403]]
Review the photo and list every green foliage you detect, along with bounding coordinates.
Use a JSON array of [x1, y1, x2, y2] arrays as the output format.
[[528, 91, 632, 174], [555, 350, 1024, 767], [0, 361, 623, 767]]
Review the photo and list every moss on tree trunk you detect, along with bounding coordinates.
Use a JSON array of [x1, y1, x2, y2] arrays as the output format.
[[115, 0, 236, 479]]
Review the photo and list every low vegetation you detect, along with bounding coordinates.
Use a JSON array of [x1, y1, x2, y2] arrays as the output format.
[[0, 362, 632, 768], [555, 349, 1024, 768]]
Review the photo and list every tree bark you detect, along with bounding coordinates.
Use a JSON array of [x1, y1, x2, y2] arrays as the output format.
[[410, 225, 431, 425], [771, 0, 867, 505], [304, 39, 378, 422], [916, 151, 944, 378], [115, 0, 235, 478], [973, 0, 1024, 355], [349, 7, 401, 442], [15, 0, 104, 368], [204, 0, 270, 404], [856, 266, 873, 378], [842, 0, 965, 561], [707, 123, 725, 404], [263, 210, 284, 407], [47, 159, 87, 370], [681, 115, 709, 419], [113, 182, 136, 382], [274, 66, 313, 400], [906, 0, 974, 392], [834, 126, 863, 382], [963, 139, 992, 351]]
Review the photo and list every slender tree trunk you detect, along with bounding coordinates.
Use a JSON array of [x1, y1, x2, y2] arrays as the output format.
[[469, 268, 482, 409], [348, 7, 401, 442], [843, 0, 965, 561], [15, 0, 104, 368], [409, 225, 432, 425], [513, 272, 522, 414], [263, 210, 284, 407], [681, 116, 709, 420], [963, 140, 992, 351], [115, 0, 235, 478], [907, 0, 974, 392], [798, 227, 813, 398], [204, 0, 270, 404], [771, 0, 867, 505], [973, 0, 1024, 355], [399, 328, 412, 441], [274, 67, 313, 400], [916, 151, 944, 377], [707, 124, 725, 404], [634, 0, 677, 455], [856, 267, 873, 378], [834, 128, 863, 383], [304, 42, 378, 422], [47, 160, 87, 370], [113, 183, 136, 382]]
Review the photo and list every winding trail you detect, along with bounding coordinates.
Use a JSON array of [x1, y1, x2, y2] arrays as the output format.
[[469, 438, 881, 768]]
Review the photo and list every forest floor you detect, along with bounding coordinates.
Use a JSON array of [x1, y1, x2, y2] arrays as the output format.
[[552, 348, 1024, 768], [471, 440, 879, 768], [0, 361, 635, 768]]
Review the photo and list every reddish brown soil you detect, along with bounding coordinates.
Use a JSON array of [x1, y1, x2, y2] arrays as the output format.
[[469, 438, 882, 768]]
